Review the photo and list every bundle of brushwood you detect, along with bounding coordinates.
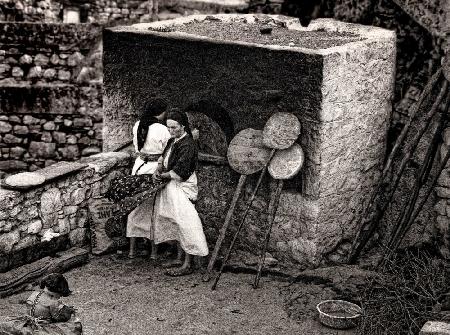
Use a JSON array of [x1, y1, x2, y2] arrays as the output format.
[[349, 55, 450, 264]]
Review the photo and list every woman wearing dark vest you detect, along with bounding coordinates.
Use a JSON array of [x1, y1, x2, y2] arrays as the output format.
[[153, 108, 208, 276]]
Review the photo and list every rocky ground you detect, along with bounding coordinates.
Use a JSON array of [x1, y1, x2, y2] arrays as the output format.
[[0, 254, 360, 335]]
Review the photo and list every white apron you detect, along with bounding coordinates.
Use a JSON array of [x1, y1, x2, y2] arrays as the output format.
[[152, 139, 209, 256], [126, 121, 170, 239]]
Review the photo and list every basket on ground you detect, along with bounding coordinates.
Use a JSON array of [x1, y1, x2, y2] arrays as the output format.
[[316, 300, 362, 329]]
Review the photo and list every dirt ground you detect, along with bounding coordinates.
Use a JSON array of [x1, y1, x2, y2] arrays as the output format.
[[0, 255, 357, 335]]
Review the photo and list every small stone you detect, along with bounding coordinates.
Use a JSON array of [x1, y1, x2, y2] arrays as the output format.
[[43, 121, 56, 131], [59, 145, 79, 159], [23, 115, 40, 125], [11, 66, 24, 78], [64, 206, 78, 215], [19, 54, 33, 65], [79, 136, 90, 145], [0, 121, 12, 133], [29, 141, 56, 158], [3, 134, 21, 144], [43, 68, 57, 79], [34, 53, 49, 66], [53, 132, 66, 143], [41, 131, 52, 143], [0, 230, 20, 253], [28, 220, 43, 234], [444, 129, 450, 147], [58, 70, 71, 81], [69, 228, 86, 246], [92, 108, 103, 122], [81, 146, 101, 156], [13, 125, 28, 135], [68, 52, 84, 67], [27, 66, 42, 79], [64, 119, 73, 127], [41, 188, 63, 216], [50, 54, 60, 65], [67, 135, 77, 144], [70, 188, 87, 205], [73, 117, 92, 127], [10, 147, 26, 159]]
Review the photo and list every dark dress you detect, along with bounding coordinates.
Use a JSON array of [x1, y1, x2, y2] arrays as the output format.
[[0, 291, 82, 335]]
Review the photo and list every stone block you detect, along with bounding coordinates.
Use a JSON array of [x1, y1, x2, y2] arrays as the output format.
[[68, 52, 84, 67], [27, 66, 42, 79], [420, 321, 450, 335], [69, 228, 87, 246], [29, 141, 56, 158], [58, 70, 71, 81], [13, 125, 28, 135], [73, 117, 93, 127], [14, 235, 39, 251], [11, 67, 24, 78], [70, 188, 87, 205], [50, 54, 60, 65], [0, 160, 27, 171], [27, 220, 43, 234], [41, 132, 53, 143], [64, 206, 79, 216], [81, 146, 101, 156], [19, 54, 32, 65], [9, 146, 26, 159], [23, 115, 40, 125], [67, 135, 77, 144], [436, 187, 450, 199], [43, 68, 57, 79], [40, 188, 63, 228], [0, 121, 12, 133], [0, 230, 20, 254], [58, 145, 80, 160], [34, 53, 49, 66], [0, 63, 10, 78], [435, 200, 448, 216], [8, 116, 20, 124], [58, 217, 70, 234], [53, 132, 66, 143], [3, 134, 22, 144]]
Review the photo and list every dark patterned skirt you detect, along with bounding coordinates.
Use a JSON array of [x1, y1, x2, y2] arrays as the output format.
[[104, 174, 168, 241]]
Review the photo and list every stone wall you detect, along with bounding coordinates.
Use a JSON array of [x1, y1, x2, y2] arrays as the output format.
[[0, 22, 103, 176], [0, 84, 103, 175], [0, 0, 247, 24], [0, 22, 102, 85], [0, 152, 131, 272]]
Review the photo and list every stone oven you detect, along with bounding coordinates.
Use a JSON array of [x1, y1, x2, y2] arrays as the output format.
[[102, 14, 396, 267]]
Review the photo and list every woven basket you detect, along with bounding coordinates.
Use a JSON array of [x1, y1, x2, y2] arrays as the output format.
[[316, 300, 362, 329]]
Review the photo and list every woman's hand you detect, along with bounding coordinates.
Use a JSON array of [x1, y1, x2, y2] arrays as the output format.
[[153, 170, 162, 183], [159, 172, 171, 180]]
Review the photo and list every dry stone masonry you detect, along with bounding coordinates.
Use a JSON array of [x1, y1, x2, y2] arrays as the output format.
[[0, 153, 131, 272], [0, 84, 103, 175], [103, 14, 396, 266]]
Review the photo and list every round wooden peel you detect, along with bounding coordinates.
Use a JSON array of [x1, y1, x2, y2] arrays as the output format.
[[268, 143, 305, 180], [227, 128, 273, 175], [254, 143, 305, 289], [262, 112, 301, 150]]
